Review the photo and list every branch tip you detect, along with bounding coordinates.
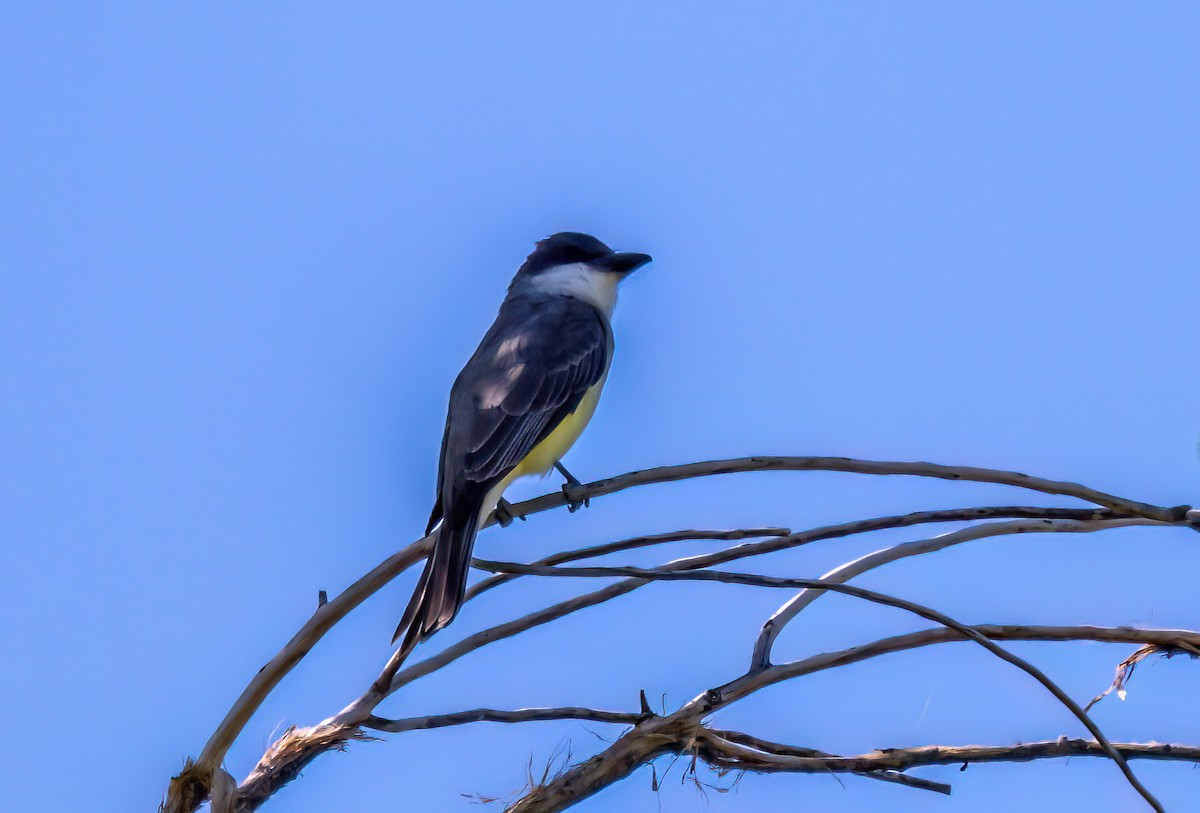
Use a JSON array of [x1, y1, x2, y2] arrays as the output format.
[[638, 689, 654, 719]]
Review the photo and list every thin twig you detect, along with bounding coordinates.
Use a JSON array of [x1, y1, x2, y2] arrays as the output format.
[[505, 623, 1200, 812], [1085, 641, 1200, 712], [466, 527, 792, 600], [473, 563, 1165, 812], [727, 625, 1200, 704], [471, 507, 1130, 605], [362, 703, 958, 799], [166, 454, 1186, 812], [232, 511, 1159, 807], [244, 624, 1200, 812], [505, 456, 1186, 523], [160, 535, 434, 812], [364, 707, 642, 733], [399, 511, 1143, 699], [700, 731, 1200, 772], [704, 730, 952, 794], [751, 517, 1160, 666]]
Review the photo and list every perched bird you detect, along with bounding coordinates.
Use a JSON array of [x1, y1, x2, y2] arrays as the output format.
[[393, 232, 652, 654]]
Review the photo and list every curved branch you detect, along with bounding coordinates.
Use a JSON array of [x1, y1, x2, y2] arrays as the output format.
[[367, 708, 953, 794], [506, 456, 1187, 523], [476, 564, 1166, 808], [167, 456, 1185, 812], [400, 510, 1140, 698], [727, 624, 1200, 704], [237, 623, 1199, 812], [229, 511, 1158, 808], [752, 517, 1160, 666], [507, 623, 1200, 811], [383, 511, 1150, 706], [466, 526, 792, 600], [162, 535, 434, 813], [471, 506, 1129, 604]]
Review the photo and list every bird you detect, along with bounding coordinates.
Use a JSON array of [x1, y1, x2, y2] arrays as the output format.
[[393, 232, 652, 655]]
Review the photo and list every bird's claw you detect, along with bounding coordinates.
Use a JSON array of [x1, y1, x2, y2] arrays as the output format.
[[555, 461, 589, 512], [562, 484, 590, 513], [494, 498, 525, 528]]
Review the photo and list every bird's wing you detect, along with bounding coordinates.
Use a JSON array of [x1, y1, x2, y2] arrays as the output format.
[[446, 298, 610, 490]]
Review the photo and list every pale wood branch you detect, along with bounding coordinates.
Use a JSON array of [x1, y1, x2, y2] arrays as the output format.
[[405, 509, 1143, 698], [506, 623, 1200, 812], [232, 515, 1184, 810], [370, 510, 1137, 711], [722, 625, 1200, 706], [473, 506, 1131, 605], [752, 517, 1161, 666], [509, 456, 1187, 522], [465, 526, 793, 600], [701, 730, 953, 794], [1085, 641, 1200, 711], [697, 731, 1200, 772], [159, 456, 1195, 813]]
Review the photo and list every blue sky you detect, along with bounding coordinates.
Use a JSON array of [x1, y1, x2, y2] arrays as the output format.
[[3, 3, 1199, 811]]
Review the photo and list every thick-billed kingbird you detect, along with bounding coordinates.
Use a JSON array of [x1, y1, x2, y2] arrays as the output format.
[[394, 232, 652, 653]]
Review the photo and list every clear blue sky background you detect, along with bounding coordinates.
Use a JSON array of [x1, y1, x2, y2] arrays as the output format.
[[4, 4, 1199, 811]]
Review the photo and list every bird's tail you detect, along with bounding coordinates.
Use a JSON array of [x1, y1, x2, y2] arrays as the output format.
[[392, 510, 480, 656]]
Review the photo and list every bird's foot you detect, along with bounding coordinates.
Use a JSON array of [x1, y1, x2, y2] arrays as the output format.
[[555, 462, 590, 513], [494, 498, 525, 528]]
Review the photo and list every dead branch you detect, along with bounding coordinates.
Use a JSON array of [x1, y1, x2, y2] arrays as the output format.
[[410, 510, 1143, 697], [695, 731, 1200, 772], [158, 457, 1196, 813], [697, 730, 954, 793], [751, 517, 1159, 667], [505, 623, 1200, 812], [465, 562, 1164, 809], [364, 707, 642, 733], [1086, 641, 1200, 711], [510, 456, 1187, 522], [465, 526, 793, 599], [352, 509, 1144, 726]]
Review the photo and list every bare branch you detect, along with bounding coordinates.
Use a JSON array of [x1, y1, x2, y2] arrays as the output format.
[[162, 456, 1194, 813], [699, 731, 1200, 772], [752, 517, 1161, 667], [466, 526, 792, 600], [168, 454, 1187, 811], [505, 714, 697, 812], [236, 622, 1200, 812], [232, 511, 1171, 809], [235, 725, 376, 813], [1086, 641, 1200, 711], [386, 512, 1131, 700], [501, 456, 1188, 523], [351, 530, 794, 718], [480, 567, 1173, 813], [725, 625, 1200, 706], [161, 535, 434, 813], [473, 507, 1133, 606], [382, 579, 644, 696], [363, 707, 642, 733], [506, 623, 1200, 811], [705, 730, 953, 794], [454, 509, 1147, 688]]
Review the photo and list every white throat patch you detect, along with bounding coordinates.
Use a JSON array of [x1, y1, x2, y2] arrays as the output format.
[[521, 262, 620, 317]]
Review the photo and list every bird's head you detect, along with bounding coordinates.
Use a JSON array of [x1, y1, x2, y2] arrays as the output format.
[[516, 232, 652, 279]]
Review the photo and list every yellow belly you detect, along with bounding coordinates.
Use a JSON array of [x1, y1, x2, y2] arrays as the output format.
[[481, 374, 607, 518]]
